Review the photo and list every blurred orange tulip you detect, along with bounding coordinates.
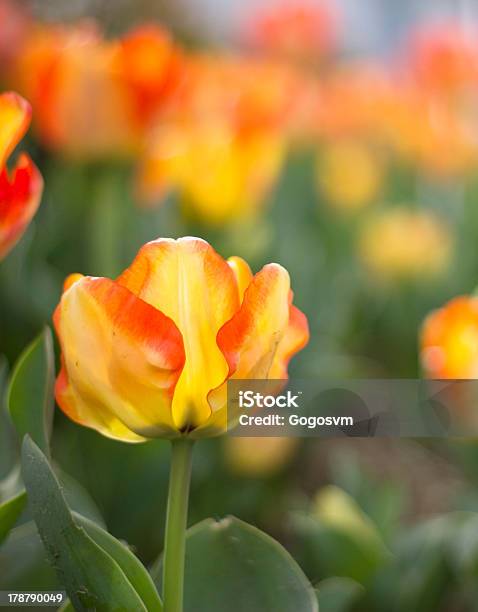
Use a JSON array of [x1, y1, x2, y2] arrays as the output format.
[[54, 237, 309, 441], [115, 24, 184, 128], [407, 22, 478, 93], [421, 296, 478, 379], [0, 92, 42, 260], [12, 22, 140, 158], [316, 62, 395, 140], [244, 0, 337, 63]]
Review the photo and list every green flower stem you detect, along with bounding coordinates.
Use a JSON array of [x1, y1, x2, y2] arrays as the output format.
[[163, 438, 194, 612]]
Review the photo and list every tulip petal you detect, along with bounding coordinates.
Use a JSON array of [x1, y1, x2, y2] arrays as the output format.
[[54, 276, 185, 441], [117, 237, 240, 431], [0, 92, 31, 168], [198, 264, 309, 436], [0, 153, 43, 259], [218, 263, 294, 379], [269, 296, 310, 378]]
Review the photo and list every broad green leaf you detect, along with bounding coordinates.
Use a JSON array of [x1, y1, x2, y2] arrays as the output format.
[[59, 600, 75, 611], [315, 577, 364, 612], [155, 516, 317, 612], [21, 436, 148, 611], [292, 487, 389, 585], [0, 491, 26, 545], [8, 328, 55, 456], [73, 512, 163, 612]]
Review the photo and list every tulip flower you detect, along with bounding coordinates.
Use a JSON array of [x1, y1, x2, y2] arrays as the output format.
[[115, 24, 184, 128], [12, 22, 141, 158], [224, 436, 298, 476], [316, 139, 384, 212], [138, 122, 285, 224], [0, 92, 42, 260], [53, 237, 309, 441], [243, 0, 337, 64], [407, 22, 478, 93], [421, 296, 478, 379], [358, 208, 452, 282], [137, 55, 295, 222]]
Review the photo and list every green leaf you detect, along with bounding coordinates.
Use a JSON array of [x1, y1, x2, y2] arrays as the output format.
[[8, 328, 55, 456], [0, 464, 26, 547], [315, 577, 364, 612], [59, 600, 75, 611], [21, 436, 149, 611], [0, 491, 26, 545], [155, 516, 317, 612], [73, 512, 163, 612]]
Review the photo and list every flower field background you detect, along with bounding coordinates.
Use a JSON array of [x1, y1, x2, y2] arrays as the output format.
[[2, 1, 478, 610]]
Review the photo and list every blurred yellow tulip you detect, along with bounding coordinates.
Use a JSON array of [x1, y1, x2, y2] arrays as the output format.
[[358, 207, 452, 281], [317, 140, 383, 212], [224, 436, 298, 476]]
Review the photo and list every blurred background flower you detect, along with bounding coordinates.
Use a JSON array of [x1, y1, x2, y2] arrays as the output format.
[[421, 295, 478, 378], [358, 207, 452, 282]]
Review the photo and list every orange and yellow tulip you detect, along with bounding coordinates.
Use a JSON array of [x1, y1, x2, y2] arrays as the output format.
[[12, 22, 140, 158], [53, 237, 309, 441], [0, 92, 42, 260], [137, 55, 296, 222], [421, 296, 478, 379]]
